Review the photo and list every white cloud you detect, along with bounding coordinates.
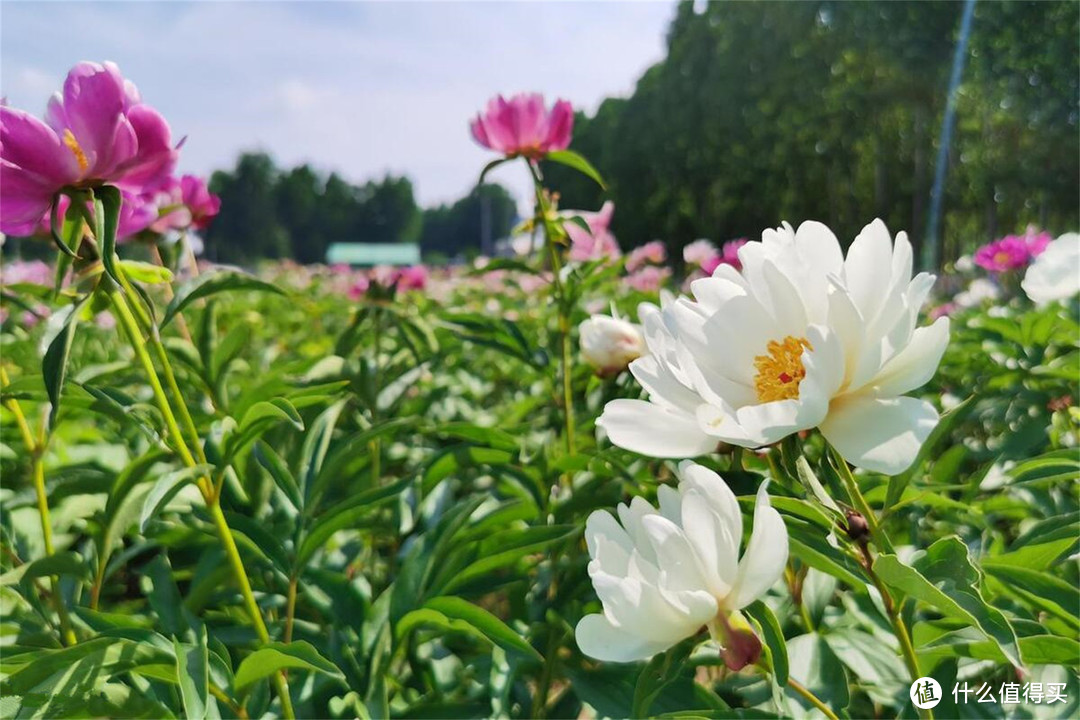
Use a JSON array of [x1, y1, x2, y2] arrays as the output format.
[[0, 1, 674, 211]]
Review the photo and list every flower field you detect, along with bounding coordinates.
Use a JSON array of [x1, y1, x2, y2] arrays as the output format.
[[1, 61, 1079, 720]]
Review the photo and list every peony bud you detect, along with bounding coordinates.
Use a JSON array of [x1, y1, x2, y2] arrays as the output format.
[[579, 314, 646, 376]]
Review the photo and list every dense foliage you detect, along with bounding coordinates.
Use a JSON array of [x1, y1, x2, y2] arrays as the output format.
[[546, 0, 1079, 262]]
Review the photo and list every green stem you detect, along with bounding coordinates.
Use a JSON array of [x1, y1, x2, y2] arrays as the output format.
[[108, 286, 295, 718], [786, 676, 840, 720], [829, 444, 895, 554], [116, 270, 206, 464], [829, 446, 929, 718], [527, 161, 576, 457], [1, 368, 77, 645]]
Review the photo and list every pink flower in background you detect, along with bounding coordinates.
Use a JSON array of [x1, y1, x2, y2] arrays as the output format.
[[1, 259, 52, 286], [624, 265, 671, 292], [929, 303, 957, 320], [470, 93, 573, 158], [1020, 226, 1052, 256], [179, 175, 220, 230], [151, 175, 221, 233], [566, 201, 621, 262], [0, 61, 177, 235], [396, 265, 429, 291], [975, 236, 1034, 273], [347, 275, 370, 300], [683, 239, 718, 268], [625, 240, 667, 273], [700, 238, 748, 274]]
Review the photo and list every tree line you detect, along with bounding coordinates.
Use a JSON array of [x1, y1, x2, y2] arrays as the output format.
[[201, 153, 518, 265], [544, 0, 1078, 268]]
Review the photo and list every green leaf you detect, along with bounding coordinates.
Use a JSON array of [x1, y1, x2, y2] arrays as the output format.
[[873, 536, 1022, 668], [786, 633, 850, 712], [139, 465, 212, 532], [982, 563, 1080, 629], [233, 641, 344, 692], [41, 294, 90, 429], [545, 149, 607, 188], [745, 601, 789, 685], [886, 396, 976, 508], [174, 626, 209, 720], [93, 185, 124, 287], [397, 596, 541, 662], [118, 259, 173, 285], [0, 551, 90, 587], [632, 637, 696, 718], [253, 442, 303, 512], [298, 476, 412, 566], [161, 271, 287, 327], [299, 400, 347, 505]]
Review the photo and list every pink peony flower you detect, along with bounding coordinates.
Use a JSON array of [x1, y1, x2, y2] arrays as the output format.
[[683, 239, 718, 268], [701, 238, 748, 274], [347, 275, 370, 300], [395, 265, 429, 291], [566, 201, 621, 263], [1, 61, 178, 235], [470, 93, 573, 159], [1, 259, 53, 286], [624, 265, 672, 292], [625, 240, 667, 273], [975, 236, 1035, 273]]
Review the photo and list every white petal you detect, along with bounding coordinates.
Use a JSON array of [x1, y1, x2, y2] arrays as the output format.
[[584, 510, 634, 571], [598, 399, 717, 458], [575, 614, 674, 662], [843, 219, 894, 324], [629, 356, 703, 414], [640, 514, 710, 595], [820, 395, 939, 474], [729, 482, 789, 608], [656, 484, 682, 524], [871, 317, 950, 396], [681, 491, 739, 596]]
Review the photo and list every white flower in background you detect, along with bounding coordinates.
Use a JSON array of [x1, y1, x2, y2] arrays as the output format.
[[598, 219, 949, 474], [954, 278, 1001, 308], [1022, 233, 1080, 306], [576, 462, 787, 663], [579, 314, 647, 375], [954, 254, 974, 273]]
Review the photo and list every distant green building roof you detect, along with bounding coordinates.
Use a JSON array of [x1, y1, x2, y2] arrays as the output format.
[[326, 243, 421, 266]]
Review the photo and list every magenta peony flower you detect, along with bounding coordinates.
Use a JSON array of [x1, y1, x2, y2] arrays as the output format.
[[625, 240, 667, 273], [566, 201, 621, 262], [974, 236, 1034, 273], [1, 61, 178, 235], [395, 265, 429, 291], [470, 93, 573, 159]]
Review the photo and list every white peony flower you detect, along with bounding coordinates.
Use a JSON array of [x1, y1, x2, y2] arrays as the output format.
[[598, 219, 949, 474], [576, 462, 787, 663], [1021, 233, 1080, 306], [954, 278, 1001, 308], [579, 314, 647, 375]]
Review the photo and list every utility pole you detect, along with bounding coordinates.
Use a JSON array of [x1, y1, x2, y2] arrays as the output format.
[[923, 0, 977, 271]]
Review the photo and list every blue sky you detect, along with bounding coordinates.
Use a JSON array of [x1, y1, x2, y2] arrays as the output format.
[[1, 1, 676, 211]]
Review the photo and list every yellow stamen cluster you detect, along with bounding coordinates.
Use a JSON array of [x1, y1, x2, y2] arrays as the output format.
[[753, 336, 812, 403], [62, 129, 89, 173]]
